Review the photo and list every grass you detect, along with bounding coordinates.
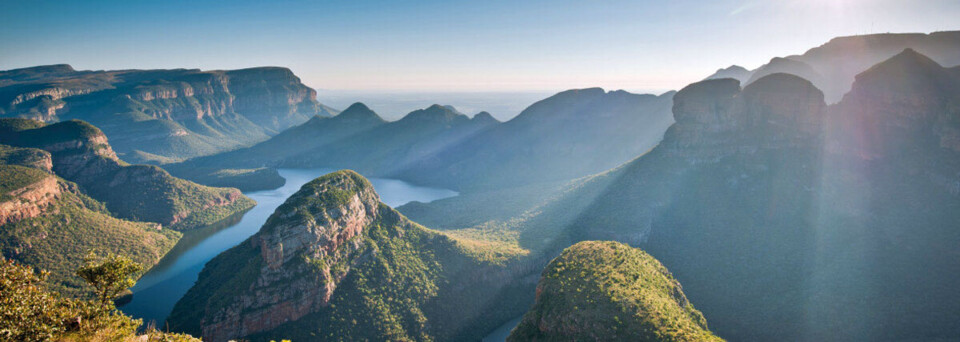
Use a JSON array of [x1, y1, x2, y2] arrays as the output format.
[[0, 165, 48, 202], [509, 241, 723, 342]]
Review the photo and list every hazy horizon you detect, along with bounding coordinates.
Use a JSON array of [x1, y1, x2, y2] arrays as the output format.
[[3, 0, 960, 92]]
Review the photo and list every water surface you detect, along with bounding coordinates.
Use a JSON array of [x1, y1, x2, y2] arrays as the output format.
[[120, 168, 457, 325]]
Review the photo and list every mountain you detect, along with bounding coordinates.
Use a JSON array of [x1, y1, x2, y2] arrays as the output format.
[[172, 103, 498, 190], [394, 88, 675, 191], [0, 144, 180, 297], [508, 241, 722, 342], [704, 65, 751, 84], [0, 65, 334, 163], [167, 170, 533, 342], [481, 50, 960, 341], [0, 118, 254, 230], [745, 57, 827, 92], [732, 31, 960, 102]]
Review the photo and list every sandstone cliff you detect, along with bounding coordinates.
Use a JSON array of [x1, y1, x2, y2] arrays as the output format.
[[0, 118, 254, 230], [0, 64, 336, 163]]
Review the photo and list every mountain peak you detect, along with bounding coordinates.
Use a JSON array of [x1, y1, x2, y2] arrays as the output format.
[[335, 102, 385, 123], [471, 111, 499, 124], [400, 104, 466, 122], [705, 65, 752, 83]]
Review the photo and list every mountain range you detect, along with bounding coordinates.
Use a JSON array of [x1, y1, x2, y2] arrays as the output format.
[[0, 65, 337, 164]]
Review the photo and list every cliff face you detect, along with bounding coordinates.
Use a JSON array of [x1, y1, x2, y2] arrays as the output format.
[[0, 65, 333, 163], [169, 170, 529, 342], [199, 172, 379, 341], [0, 172, 59, 226], [664, 73, 825, 163], [0, 118, 254, 230]]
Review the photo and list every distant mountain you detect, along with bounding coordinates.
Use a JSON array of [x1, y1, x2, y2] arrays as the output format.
[[167, 171, 531, 342], [0, 143, 180, 297], [489, 50, 960, 341], [0, 65, 334, 163], [508, 241, 722, 342], [173, 103, 500, 190], [396, 88, 675, 190], [720, 31, 960, 103], [0, 118, 254, 230], [704, 65, 751, 84]]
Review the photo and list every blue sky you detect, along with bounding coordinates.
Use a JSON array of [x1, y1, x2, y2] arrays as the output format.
[[2, 0, 958, 92]]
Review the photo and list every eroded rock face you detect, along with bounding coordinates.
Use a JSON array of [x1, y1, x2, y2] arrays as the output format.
[[201, 171, 380, 342], [664, 74, 825, 163], [0, 175, 60, 226]]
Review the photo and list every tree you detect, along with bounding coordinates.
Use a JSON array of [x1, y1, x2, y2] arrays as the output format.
[[75, 251, 143, 308]]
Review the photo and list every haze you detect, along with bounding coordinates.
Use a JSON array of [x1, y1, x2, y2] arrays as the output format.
[[2, 0, 959, 93]]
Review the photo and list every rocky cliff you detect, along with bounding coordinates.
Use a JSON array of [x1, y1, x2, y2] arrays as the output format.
[[0, 118, 254, 230], [503, 49, 960, 341], [664, 73, 825, 163], [168, 170, 532, 342], [0, 65, 335, 163]]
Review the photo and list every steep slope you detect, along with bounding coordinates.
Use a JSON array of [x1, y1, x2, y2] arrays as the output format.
[[508, 241, 722, 342], [0, 145, 180, 298], [396, 88, 675, 190], [168, 170, 531, 342], [504, 50, 960, 341], [0, 65, 333, 163], [0, 118, 254, 230]]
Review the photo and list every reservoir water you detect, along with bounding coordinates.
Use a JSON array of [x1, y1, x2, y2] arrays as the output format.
[[119, 168, 457, 326]]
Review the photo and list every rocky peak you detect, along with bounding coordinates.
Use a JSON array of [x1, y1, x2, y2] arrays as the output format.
[[837, 49, 960, 156], [741, 73, 826, 136], [256, 170, 379, 270], [199, 171, 382, 341], [400, 104, 468, 123], [664, 74, 826, 162], [471, 111, 499, 124]]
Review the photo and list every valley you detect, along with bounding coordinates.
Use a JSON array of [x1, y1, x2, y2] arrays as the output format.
[[2, 9, 960, 340]]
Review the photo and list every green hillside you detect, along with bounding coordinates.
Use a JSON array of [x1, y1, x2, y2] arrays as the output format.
[[509, 241, 722, 342]]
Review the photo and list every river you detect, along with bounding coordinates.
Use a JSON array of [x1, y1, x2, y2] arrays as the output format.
[[119, 168, 457, 326]]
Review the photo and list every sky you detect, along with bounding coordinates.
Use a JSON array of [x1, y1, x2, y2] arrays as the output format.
[[2, 0, 959, 93]]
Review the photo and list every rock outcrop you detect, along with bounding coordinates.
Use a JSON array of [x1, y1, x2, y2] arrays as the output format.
[[0, 118, 254, 230], [199, 171, 379, 341], [664, 73, 825, 163], [0, 173, 60, 226]]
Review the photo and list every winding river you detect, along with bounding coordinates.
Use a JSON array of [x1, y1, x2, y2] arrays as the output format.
[[119, 168, 457, 326]]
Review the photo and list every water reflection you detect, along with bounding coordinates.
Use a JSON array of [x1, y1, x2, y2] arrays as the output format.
[[119, 168, 457, 325]]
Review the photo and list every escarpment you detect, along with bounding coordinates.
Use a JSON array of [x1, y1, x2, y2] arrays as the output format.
[[0, 64, 336, 162], [0, 118, 254, 229], [512, 49, 960, 341]]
